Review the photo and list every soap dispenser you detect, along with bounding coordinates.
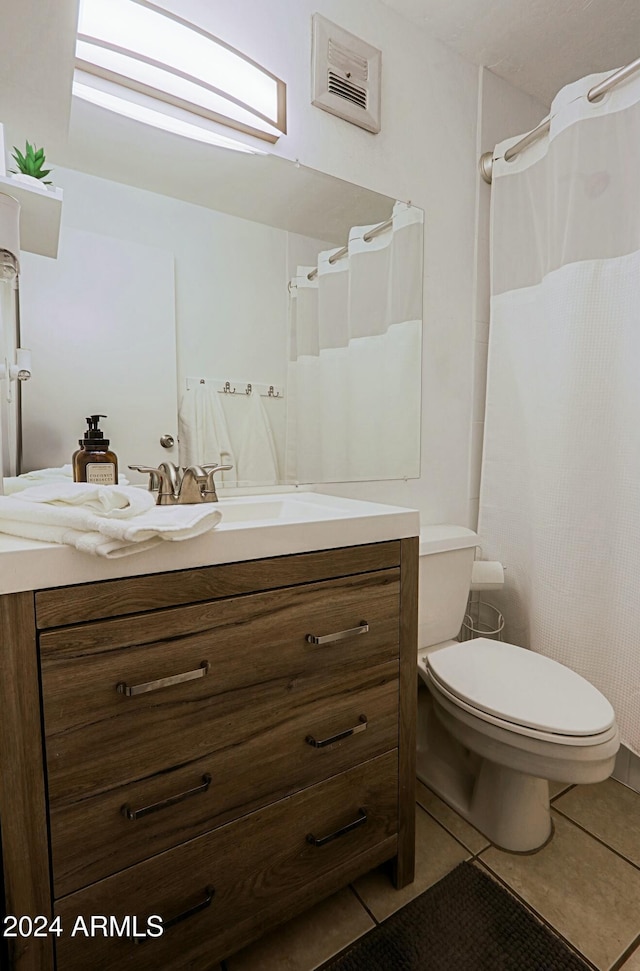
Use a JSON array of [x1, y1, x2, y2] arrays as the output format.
[[74, 415, 119, 484]]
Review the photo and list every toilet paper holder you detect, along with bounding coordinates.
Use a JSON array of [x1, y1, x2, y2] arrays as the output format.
[[461, 558, 506, 641]]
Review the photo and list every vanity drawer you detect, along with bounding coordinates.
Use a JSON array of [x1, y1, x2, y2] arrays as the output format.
[[41, 570, 400, 804], [50, 674, 399, 896], [54, 751, 399, 971]]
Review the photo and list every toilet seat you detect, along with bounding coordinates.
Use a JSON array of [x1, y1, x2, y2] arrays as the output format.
[[423, 638, 615, 741]]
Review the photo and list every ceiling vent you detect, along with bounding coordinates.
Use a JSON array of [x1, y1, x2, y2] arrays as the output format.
[[311, 14, 381, 133]]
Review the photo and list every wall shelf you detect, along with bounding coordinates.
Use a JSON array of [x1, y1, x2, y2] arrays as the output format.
[[0, 175, 62, 258]]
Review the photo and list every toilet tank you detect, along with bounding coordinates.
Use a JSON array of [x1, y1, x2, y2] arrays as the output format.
[[419, 525, 478, 649]]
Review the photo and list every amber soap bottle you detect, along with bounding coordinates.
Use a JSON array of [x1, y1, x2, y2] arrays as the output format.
[[73, 414, 119, 485]]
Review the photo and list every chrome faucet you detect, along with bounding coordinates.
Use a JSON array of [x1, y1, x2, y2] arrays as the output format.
[[128, 462, 233, 504]]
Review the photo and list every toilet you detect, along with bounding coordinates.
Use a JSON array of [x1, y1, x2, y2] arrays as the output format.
[[416, 525, 620, 852]]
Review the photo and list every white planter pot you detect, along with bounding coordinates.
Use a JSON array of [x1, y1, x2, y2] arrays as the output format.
[[10, 172, 48, 190]]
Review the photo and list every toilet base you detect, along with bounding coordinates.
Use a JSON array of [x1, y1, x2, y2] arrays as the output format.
[[417, 754, 552, 852], [470, 760, 552, 852], [417, 683, 553, 852]]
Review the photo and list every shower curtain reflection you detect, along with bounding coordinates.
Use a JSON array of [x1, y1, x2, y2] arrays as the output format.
[[286, 202, 423, 483]]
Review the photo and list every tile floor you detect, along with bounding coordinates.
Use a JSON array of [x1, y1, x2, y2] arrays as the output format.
[[220, 776, 640, 971]]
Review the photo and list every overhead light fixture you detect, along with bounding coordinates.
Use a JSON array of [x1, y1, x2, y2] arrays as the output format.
[[73, 75, 266, 153], [74, 0, 286, 148]]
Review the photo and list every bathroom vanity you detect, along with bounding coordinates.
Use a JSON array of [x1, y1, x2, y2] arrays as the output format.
[[0, 493, 419, 970]]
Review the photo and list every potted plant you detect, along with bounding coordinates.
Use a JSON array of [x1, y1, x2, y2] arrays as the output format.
[[10, 141, 53, 189]]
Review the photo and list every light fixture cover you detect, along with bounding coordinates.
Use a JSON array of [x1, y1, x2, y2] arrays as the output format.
[[75, 0, 286, 144]]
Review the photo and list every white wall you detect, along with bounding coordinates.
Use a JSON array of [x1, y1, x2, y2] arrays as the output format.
[[468, 68, 548, 530], [168, 0, 480, 524]]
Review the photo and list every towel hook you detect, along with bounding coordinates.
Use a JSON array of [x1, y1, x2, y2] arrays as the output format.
[[245, 383, 252, 395], [268, 385, 281, 398], [223, 381, 236, 394]]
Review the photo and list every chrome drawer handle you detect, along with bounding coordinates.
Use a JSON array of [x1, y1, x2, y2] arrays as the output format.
[[121, 774, 212, 821], [117, 661, 209, 697], [135, 885, 215, 942], [306, 715, 368, 749], [305, 622, 369, 646], [306, 808, 367, 847]]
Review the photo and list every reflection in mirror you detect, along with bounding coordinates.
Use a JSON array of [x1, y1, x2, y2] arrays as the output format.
[[286, 202, 423, 483], [18, 150, 423, 486], [0, 242, 21, 483]]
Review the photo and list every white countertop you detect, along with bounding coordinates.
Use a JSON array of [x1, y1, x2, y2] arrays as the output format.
[[0, 492, 419, 595]]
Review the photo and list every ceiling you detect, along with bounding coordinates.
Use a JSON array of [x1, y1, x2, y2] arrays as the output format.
[[380, 0, 640, 106]]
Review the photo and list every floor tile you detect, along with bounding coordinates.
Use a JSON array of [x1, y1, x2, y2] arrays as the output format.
[[481, 811, 640, 970], [416, 780, 490, 854], [225, 887, 373, 971], [549, 781, 573, 799], [352, 804, 470, 922], [620, 941, 640, 969], [554, 779, 640, 867]]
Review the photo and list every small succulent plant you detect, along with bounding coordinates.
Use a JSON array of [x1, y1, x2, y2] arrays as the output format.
[[11, 141, 52, 184]]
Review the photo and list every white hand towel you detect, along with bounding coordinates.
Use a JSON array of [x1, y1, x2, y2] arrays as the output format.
[[15, 483, 154, 518], [0, 518, 164, 558], [0, 490, 222, 557], [236, 393, 279, 486], [178, 385, 237, 485], [3, 465, 74, 494], [3, 464, 130, 494]]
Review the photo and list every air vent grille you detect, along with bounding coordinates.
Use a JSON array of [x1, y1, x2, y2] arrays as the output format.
[[328, 39, 369, 81], [328, 70, 367, 109], [311, 14, 381, 133]]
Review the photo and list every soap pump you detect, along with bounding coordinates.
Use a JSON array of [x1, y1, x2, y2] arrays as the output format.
[[73, 414, 119, 484]]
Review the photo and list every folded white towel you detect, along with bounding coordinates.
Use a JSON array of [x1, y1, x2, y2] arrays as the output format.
[[3, 465, 129, 494], [0, 518, 163, 558], [0, 487, 222, 558], [15, 482, 154, 518]]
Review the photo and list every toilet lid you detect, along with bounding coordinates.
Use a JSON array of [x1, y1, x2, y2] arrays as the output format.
[[426, 638, 615, 736]]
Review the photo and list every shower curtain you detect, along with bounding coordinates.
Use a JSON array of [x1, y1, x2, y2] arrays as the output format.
[[286, 201, 423, 483], [478, 70, 640, 755]]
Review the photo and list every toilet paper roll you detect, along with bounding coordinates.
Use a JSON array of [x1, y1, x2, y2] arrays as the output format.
[[470, 560, 505, 591]]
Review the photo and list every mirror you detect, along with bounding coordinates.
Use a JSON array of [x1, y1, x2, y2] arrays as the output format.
[[17, 119, 423, 487]]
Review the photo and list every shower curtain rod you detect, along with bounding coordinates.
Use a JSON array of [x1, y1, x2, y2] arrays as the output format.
[[479, 55, 640, 184], [306, 212, 395, 281]]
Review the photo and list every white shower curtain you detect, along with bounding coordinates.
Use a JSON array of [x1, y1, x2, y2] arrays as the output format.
[[478, 70, 640, 755], [286, 201, 423, 483]]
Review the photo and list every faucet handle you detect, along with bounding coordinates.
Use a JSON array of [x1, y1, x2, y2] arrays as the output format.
[[128, 465, 162, 491], [202, 464, 234, 501], [128, 463, 179, 503]]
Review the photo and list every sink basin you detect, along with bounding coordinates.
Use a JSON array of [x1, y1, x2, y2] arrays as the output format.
[[215, 493, 354, 524]]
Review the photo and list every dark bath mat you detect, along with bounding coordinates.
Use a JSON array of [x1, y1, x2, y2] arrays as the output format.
[[324, 861, 592, 971]]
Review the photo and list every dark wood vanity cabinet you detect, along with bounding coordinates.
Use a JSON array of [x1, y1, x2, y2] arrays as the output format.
[[0, 538, 417, 971]]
